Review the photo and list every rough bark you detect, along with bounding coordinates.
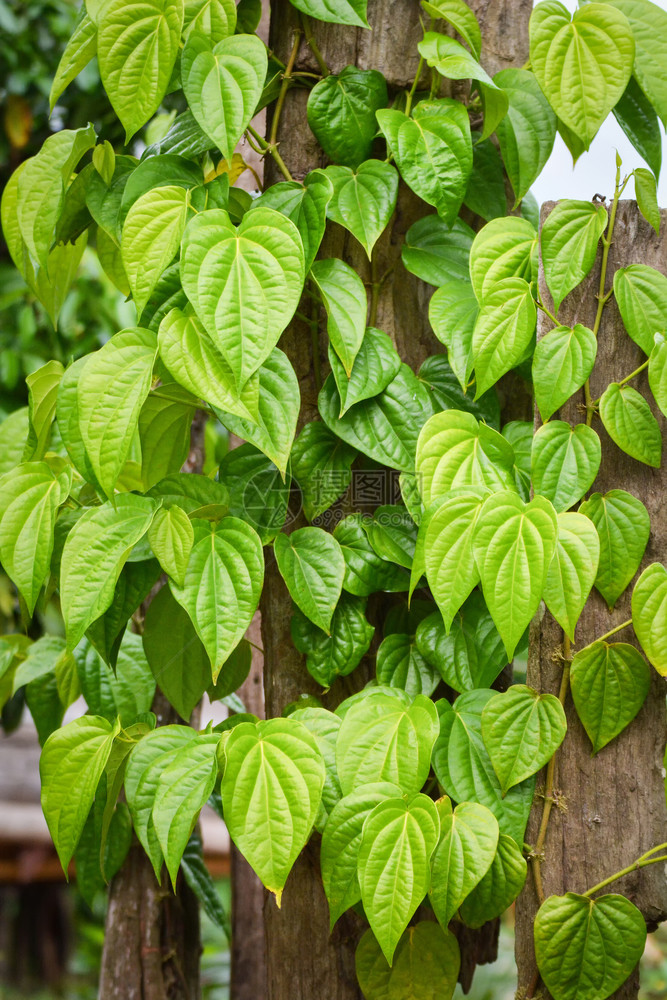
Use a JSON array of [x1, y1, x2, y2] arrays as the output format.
[[515, 201, 667, 999], [261, 3, 531, 997]]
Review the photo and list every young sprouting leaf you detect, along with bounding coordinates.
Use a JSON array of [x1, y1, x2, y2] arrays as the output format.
[[76, 633, 155, 725], [579, 489, 650, 609], [289, 0, 368, 27], [356, 922, 460, 1000], [221, 718, 325, 903], [375, 633, 439, 698], [613, 264, 667, 355], [430, 800, 499, 928], [531, 422, 601, 512], [324, 161, 399, 258], [334, 515, 409, 596], [472, 276, 536, 396], [60, 495, 159, 652], [307, 67, 386, 168], [274, 528, 345, 634], [473, 491, 558, 660], [416, 592, 507, 693], [183, 0, 237, 40], [570, 640, 650, 754], [541, 200, 608, 311], [635, 167, 660, 234], [253, 170, 333, 273], [424, 493, 484, 631], [40, 714, 120, 871], [459, 833, 527, 928], [329, 328, 402, 416], [358, 793, 439, 965], [169, 517, 263, 682], [534, 892, 646, 1000], [543, 512, 600, 641], [147, 506, 194, 587], [494, 68, 557, 204], [632, 562, 667, 676], [377, 100, 472, 224], [290, 422, 356, 522], [336, 691, 439, 796], [181, 33, 267, 160], [533, 324, 597, 421], [181, 207, 304, 391], [98, 0, 184, 142], [599, 383, 662, 468], [605, 0, 667, 127], [49, 8, 97, 110], [649, 337, 667, 417], [121, 186, 189, 315], [481, 685, 566, 795], [310, 259, 367, 375], [529, 1, 634, 151], [291, 594, 375, 689], [428, 278, 479, 390], [402, 214, 474, 287], [613, 75, 662, 179]]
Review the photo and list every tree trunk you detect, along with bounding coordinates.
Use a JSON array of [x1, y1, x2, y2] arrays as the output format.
[[261, 3, 531, 997], [515, 202, 667, 999]]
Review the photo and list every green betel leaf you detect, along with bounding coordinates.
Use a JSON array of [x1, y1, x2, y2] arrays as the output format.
[[291, 594, 374, 689], [416, 592, 507, 693], [375, 632, 439, 698], [76, 632, 155, 724], [363, 506, 418, 571], [599, 382, 662, 468], [98, 0, 184, 142], [221, 718, 325, 904], [78, 328, 158, 499], [321, 781, 402, 929], [336, 692, 439, 796], [377, 101, 472, 225], [529, 1, 634, 150], [307, 67, 387, 168], [310, 259, 367, 375], [417, 34, 508, 140], [169, 517, 263, 681], [24, 360, 63, 462], [570, 640, 651, 753], [218, 444, 289, 544], [147, 506, 194, 587], [138, 385, 198, 492], [422, 0, 481, 57], [469, 216, 537, 306], [534, 892, 646, 1000], [428, 279, 479, 390], [579, 490, 650, 608], [0, 408, 29, 478], [459, 833, 527, 928], [181, 33, 267, 160], [613, 264, 667, 355], [473, 492, 558, 660], [85, 559, 162, 671], [60, 495, 158, 651], [289, 0, 368, 27], [121, 186, 189, 315], [419, 355, 500, 429], [533, 324, 597, 421], [287, 707, 341, 830], [463, 134, 507, 222], [290, 422, 356, 522], [274, 528, 345, 634], [358, 794, 440, 964], [472, 276, 536, 396], [541, 200, 608, 312], [494, 68, 557, 205], [649, 338, 667, 417], [0, 463, 69, 616], [632, 562, 667, 676], [613, 75, 662, 179], [416, 411, 516, 505], [329, 328, 402, 417], [543, 512, 600, 641], [402, 215, 474, 287], [324, 161, 399, 258], [430, 799, 499, 928], [432, 691, 536, 845], [605, 0, 667, 127], [334, 515, 409, 596], [481, 685, 567, 794], [254, 170, 333, 274], [180, 207, 305, 391], [183, 0, 237, 41], [531, 422, 602, 512], [634, 167, 660, 235], [40, 715, 119, 871], [424, 494, 484, 631], [152, 734, 220, 887], [49, 8, 97, 110], [356, 922, 460, 1000]]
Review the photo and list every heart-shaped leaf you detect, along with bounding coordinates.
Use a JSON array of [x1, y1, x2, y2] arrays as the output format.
[[579, 489, 650, 609], [290, 422, 357, 521], [428, 279, 479, 390], [424, 493, 484, 631], [430, 799, 499, 928], [289, 707, 342, 831], [254, 170, 333, 273], [356, 922, 460, 1000], [613, 264, 667, 356], [570, 640, 651, 753], [459, 833, 527, 928], [533, 324, 597, 421], [494, 68, 557, 204], [274, 527, 345, 634], [599, 382, 662, 468], [324, 160, 399, 258], [291, 594, 375, 689], [183, 0, 236, 41], [632, 562, 667, 676], [311, 258, 367, 375], [531, 421, 601, 512], [147, 506, 194, 587], [329, 328, 402, 416], [334, 514, 409, 596], [541, 200, 608, 311], [121, 186, 189, 315], [472, 276, 536, 396], [307, 67, 386, 167], [469, 215, 537, 304], [416, 593, 507, 694], [375, 632, 439, 698], [402, 214, 474, 287], [543, 512, 600, 641]]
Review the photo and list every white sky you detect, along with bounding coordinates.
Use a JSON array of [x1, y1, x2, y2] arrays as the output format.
[[530, 0, 667, 206]]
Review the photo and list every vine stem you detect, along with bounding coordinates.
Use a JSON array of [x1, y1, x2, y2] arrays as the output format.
[[590, 358, 650, 404], [405, 55, 425, 117], [583, 844, 667, 897], [246, 124, 293, 182], [151, 389, 215, 417], [536, 297, 559, 326], [270, 28, 302, 147], [596, 618, 632, 643], [300, 13, 330, 76]]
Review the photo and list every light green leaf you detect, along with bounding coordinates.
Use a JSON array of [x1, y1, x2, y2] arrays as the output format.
[[425, 493, 484, 631], [181, 207, 304, 391], [481, 685, 566, 794], [356, 922, 460, 1000], [635, 167, 660, 234], [56, 357, 103, 488], [541, 200, 608, 311], [469, 215, 537, 304], [402, 215, 474, 287], [40, 715, 119, 870], [605, 0, 667, 128], [459, 833, 527, 928], [329, 328, 402, 417], [533, 324, 597, 421], [13, 635, 67, 694], [613, 264, 667, 355], [534, 892, 646, 1000], [375, 633, 440, 698], [311, 259, 367, 375], [24, 360, 63, 462], [98, 0, 184, 142], [334, 514, 409, 596], [529, 1, 634, 150], [543, 511, 600, 641], [649, 338, 667, 417], [472, 276, 536, 396], [324, 161, 399, 258], [121, 186, 189, 315], [430, 799, 499, 928], [358, 794, 440, 964], [286, 707, 341, 831], [221, 718, 325, 903], [494, 68, 557, 204], [183, 0, 236, 40], [599, 382, 661, 467], [570, 640, 650, 752], [290, 422, 357, 522], [147, 506, 194, 587], [632, 562, 667, 676], [473, 492, 558, 660], [274, 528, 345, 634], [291, 594, 375, 689], [416, 592, 507, 693], [60, 494, 158, 651], [254, 170, 333, 273], [579, 489, 650, 608], [531, 421, 601, 512], [0, 408, 29, 478], [50, 9, 97, 110], [428, 279, 479, 390], [307, 67, 386, 168], [289, 0, 368, 27], [422, 0, 482, 58]]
